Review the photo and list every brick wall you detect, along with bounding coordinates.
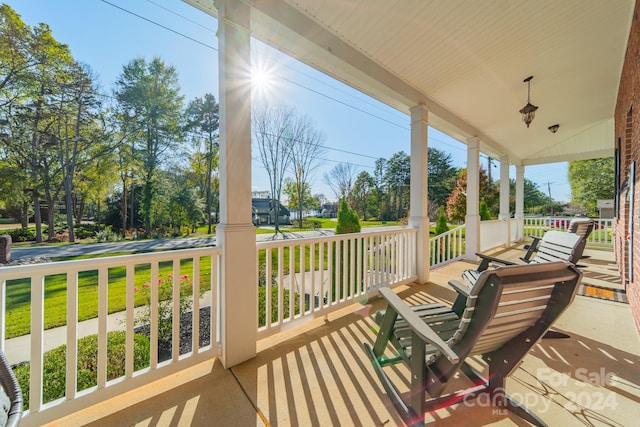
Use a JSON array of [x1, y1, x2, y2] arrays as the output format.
[[615, 0, 640, 334]]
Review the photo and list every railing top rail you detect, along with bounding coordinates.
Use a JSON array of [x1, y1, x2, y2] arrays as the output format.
[[0, 246, 221, 280], [434, 224, 465, 238], [256, 226, 417, 250]]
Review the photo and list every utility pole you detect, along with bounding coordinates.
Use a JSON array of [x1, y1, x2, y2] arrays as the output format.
[[546, 181, 554, 216], [487, 156, 493, 181]]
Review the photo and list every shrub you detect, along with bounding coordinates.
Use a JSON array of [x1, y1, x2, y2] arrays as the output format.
[[258, 285, 299, 327], [134, 274, 203, 342], [4, 227, 35, 242], [258, 263, 290, 287], [13, 331, 150, 410], [95, 225, 120, 243], [435, 206, 449, 235], [479, 199, 491, 220], [335, 197, 360, 235], [75, 223, 101, 240]]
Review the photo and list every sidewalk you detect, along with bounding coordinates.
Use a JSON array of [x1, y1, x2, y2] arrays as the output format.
[[5, 292, 213, 365]]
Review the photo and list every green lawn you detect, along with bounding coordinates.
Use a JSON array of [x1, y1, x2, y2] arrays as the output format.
[[5, 256, 212, 339]]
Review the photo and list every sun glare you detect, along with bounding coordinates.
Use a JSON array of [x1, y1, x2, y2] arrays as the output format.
[[251, 66, 274, 95]]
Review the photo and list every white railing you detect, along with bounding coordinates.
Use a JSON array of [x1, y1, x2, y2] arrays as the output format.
[[0, 246, 221, 427], [479, 219, 508, 252], [523, 217, 614, 246], [256, 227, 417, 339], [429, 225, 465, 267]]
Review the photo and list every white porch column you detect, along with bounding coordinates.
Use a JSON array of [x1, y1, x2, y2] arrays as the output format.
[[499, 155, 511, 246], [216, 0, 256, 368], [409, 104, 429, 283], [499, 156, 510, 220], [515, 165, 525, 240], [465, 137, 480, 260]]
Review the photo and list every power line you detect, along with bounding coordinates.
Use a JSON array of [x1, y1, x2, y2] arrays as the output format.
[[278, 75, 408, 130], [100, 0, 217, 51], [143, 0, 216, 33], [102, 0, 411, 131], [101, 1, 474, 161]]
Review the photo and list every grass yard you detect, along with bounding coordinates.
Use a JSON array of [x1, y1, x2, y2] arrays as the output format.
[[5, 256, 212, 339]]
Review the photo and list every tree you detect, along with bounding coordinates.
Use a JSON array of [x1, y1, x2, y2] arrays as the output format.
[[445, 168, 497, 222], [568, 157, 614, 215], [351, 171, 376, 220], [428, 147, 459, 209], [506, 177, 552, 214], [184, 93, 219, 233], [253, 103, 298, 234], [384, 151, 410, 221], [323, 163, 357, 203], [114, 57, 185, 235], [288, 115, 324, 227], [283, 178, 315, 219], [55, 62, 110, 241], [0, 7, 73, 242]]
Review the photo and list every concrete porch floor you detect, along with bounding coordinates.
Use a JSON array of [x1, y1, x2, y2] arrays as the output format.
[[51, 244, 640, 427]]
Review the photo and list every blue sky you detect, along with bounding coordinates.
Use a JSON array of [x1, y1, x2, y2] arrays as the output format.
[[7, 0, 572, 204]]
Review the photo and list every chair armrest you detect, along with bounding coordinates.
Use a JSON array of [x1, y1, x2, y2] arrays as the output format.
[[476, 253, 517, 271], [448, 279, 471, 297], [379, 288, 460, 363]]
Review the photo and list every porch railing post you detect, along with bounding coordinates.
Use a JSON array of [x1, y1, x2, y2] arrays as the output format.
[[409, 104, 429, 283], [465, 137, 480, 260], [217, 0, 257, 368]]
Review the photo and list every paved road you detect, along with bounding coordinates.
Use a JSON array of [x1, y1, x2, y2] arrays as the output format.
[[9, 229, 337, 259]]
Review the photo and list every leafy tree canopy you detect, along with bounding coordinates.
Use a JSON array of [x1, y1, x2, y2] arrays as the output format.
[[568, 157, 613, 216]]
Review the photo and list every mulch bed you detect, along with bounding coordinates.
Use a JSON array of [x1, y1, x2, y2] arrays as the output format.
[[135, 306, 212, 362]]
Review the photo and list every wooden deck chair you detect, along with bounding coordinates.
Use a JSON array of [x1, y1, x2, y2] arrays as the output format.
[[0, 350, 22, 427], [364, 262, 582, 427], [462, 230, 582, 286], [522, 218, 594, 262]]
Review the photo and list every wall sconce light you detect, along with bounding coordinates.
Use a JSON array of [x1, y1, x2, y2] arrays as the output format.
[[548, 124, 560, 133], [519, 76, 538, 128]]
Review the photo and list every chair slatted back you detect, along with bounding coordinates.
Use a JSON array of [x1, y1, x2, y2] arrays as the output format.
[[452, 262, 581, 358], [568, 218, 595, 238], [531, 230, 582, 264]]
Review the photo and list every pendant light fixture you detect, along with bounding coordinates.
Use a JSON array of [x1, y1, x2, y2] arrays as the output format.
[[519, 76, 538, 128]]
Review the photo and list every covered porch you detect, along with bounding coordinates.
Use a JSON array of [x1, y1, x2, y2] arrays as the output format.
[[50, 245, 639, 426], [1, 1, 637, 425]]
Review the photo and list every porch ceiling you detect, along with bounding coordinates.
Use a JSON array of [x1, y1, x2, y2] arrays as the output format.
[[185, 0, 634, 165]]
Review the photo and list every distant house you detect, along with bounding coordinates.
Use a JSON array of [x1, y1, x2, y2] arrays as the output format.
[[252, 198, 291, 225], [597, 199, 614, 219], [320, 203, 338, 218]]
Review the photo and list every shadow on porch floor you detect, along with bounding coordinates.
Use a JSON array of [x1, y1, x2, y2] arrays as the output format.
[[59, 245, 639, 427]]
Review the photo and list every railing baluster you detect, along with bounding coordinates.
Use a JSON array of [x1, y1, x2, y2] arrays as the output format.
[[266, 248, 272, 328], [0, 278, 5, 352], [300, 244, 306, 314], [125, 264, 134, 378], [212, 251, 220, 348], [356, 236, 363, 296], [150, 263, 159, 369], [289, 244, 295, 320], [349, 237, 356, 300], [30, 273, 44, 412], [310, 243, 316, 312], [172, 261, 180, 362], [97, 267, 108, 388], [66, 270, 78, 400], [192, 256, 200, 354], [278, 247, 284, 325], [319, 241, 325, 309]]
